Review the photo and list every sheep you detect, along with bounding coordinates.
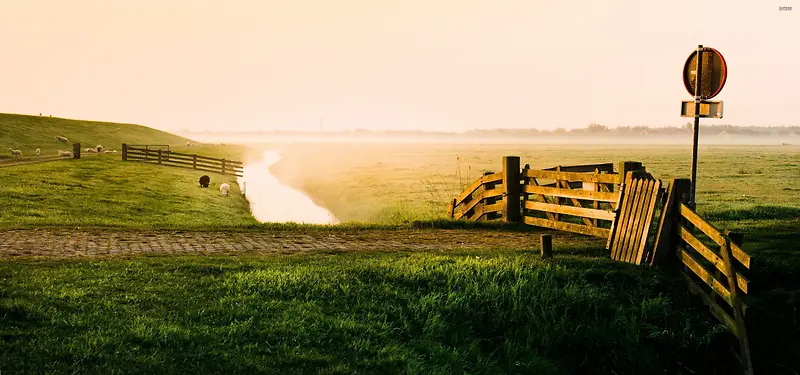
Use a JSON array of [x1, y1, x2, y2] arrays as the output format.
[[56, 136, 69, 143], [35, 148, 41, 157], [8, 149, 22, 159], [96, 144, 104, 153], [199, 175, 210, 188], [220, 183, 230, 196], [84, 148, 98, 153], [58, 150, 74, 158]]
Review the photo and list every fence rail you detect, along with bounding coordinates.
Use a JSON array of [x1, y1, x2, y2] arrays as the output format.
[[122, 144, 243, 177], [675, 201, 753, 374]]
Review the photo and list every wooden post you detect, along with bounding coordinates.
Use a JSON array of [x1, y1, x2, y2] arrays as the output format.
[[651, 179, 691, 266], [618, 161, 643, 186], [721, 230, 753, 375], [502, 156, 521, 223], [540, 234, 553, 258], [158, 149, 162, 164], [193, 155, 197, 169], [72, 143, 80, 159], [222, 159, 226, 175], [122, 144, 127, 161], [448, 198, 456, 218]]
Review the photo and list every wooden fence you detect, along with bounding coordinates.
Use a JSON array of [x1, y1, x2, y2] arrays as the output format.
[[449, 160, 755, 374], [449, 158, 651, 241], [522, 165, 620, 239], [652, 178, 754, 374], [122, 144, 243, 177]]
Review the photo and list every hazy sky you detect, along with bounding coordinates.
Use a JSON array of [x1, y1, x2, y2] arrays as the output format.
[[1, 0, 797, 132]]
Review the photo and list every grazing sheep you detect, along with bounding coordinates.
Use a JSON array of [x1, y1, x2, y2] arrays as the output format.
[[96, 145, 104, 153], [199, 175, 210, 188], [56, 136, 69, 143], [8, 149, 22, 159], [35, 148, 41, 157], [220, 183, 230, 196], [58, 150, 74, 158], [84, 148, 97, 153]]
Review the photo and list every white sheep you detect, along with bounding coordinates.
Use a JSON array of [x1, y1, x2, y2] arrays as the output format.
[[96, 144, 104, 153], [8, 149, 22, 159], [84, 148, 98, 153], [58, 150, 74, 158], [56, 136, 69, 143], [35, 148, 41, 157], [219, 183, 230, 197]]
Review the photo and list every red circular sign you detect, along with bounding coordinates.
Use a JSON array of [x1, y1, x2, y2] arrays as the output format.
[[683, 47, 727, 99]]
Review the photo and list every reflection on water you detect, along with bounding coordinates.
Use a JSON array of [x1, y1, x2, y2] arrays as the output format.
[[237, 150, 338, 224]]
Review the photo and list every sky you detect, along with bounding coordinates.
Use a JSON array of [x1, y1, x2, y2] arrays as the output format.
[[0, 0, 797, 132]]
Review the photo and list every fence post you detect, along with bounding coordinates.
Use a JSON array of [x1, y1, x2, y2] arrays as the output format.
[[158, 150, 162, 164], [618, 161, 643, 190], [502, 156, 521, 223], [222, 159, 226, 175], [122, 144, 127, 161], [193, 155, 197, 169], [72, 143, 80, 159], [448, 198, 456, 218], [722, 230, 753, 375], [540, 234, 553, 258], [651, 178, 690, 266]]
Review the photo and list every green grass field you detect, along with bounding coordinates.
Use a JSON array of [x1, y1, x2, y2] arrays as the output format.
[[267, 142, 800, 224], [2, 114, 799, 374], [0, 250, 738, 375]]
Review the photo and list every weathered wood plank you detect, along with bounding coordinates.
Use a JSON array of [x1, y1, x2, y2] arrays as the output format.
[[634, 179, 662, 265], [524, 201, 616, 221], [679, 203, 751, 268], [483, 202, 504, 214], [528, 178, 557, 221], [556, 180, 595, 227], [651, 179, 688, 265], [605, 182, 626, 251], [624, 179, 653, 263], [543, 163, 615, 173], [677, 248, 733, 307], [455, 178, 483, 206], [680, 226, 749, 294], [522, 169, 619, 184], [454, 188, 485, 220], [522, 185, 619, 203], [484, 187, 504, 199], [680, 272, 738, 336], [720, 235, 754, 374], [483, 172, 503, 184], [611, 173, 640, 261], [524, 217, 610, 238]]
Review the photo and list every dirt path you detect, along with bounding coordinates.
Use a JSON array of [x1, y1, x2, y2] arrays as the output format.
[[0, 228, 601, 259]]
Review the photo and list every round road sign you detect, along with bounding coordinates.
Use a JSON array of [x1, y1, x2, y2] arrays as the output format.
[[683, 47, 727, 99]]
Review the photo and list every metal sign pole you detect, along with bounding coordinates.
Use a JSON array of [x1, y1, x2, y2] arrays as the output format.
[[689, 45, 704, 210]]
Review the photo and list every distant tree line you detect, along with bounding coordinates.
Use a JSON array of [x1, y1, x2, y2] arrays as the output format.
[[200, 123, 800, 138]]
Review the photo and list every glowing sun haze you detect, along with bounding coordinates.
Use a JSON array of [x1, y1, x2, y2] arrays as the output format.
[[1, 0, 797, 132]]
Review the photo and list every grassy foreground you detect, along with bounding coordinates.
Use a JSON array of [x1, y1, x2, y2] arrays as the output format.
[[1, 249, 733, 375]]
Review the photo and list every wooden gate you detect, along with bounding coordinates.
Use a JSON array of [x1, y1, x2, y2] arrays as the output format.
[[607, 171, 663, 264]]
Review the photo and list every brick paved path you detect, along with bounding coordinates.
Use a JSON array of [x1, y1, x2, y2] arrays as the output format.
[[0, 229, 594, 259]]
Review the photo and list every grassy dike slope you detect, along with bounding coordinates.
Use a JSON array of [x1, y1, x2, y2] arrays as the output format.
[[0, 113, 256, 229]]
